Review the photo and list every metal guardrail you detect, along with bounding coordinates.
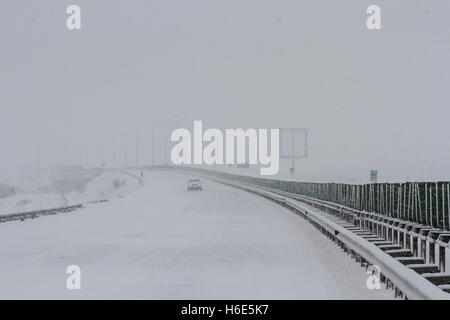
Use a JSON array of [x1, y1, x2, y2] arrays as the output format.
[[107, 169, 144, 185], [164, 166, 450, 299], [216, 178, 450, 299], [0, 204, 83, 223]]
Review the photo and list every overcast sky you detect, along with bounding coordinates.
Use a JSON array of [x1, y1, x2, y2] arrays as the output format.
[[0, 0, 449, 182]]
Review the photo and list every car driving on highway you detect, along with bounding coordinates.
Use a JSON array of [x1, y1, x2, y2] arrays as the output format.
[[187, 179, 202, 191]]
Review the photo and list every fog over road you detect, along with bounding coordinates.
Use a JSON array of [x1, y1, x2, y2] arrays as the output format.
[[0, 171, 392, 299]]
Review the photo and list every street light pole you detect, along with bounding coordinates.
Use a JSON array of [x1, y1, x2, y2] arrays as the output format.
[[151, 124, 156, 166], [164, 125, 167, 166], [36, 146, 40, 192], [86, 146, 89, 168], [148, 122, 162, 166], [136, 131, 140, 168], [168, 116, 186, 166], [125, 135, 128, 168], [101, 143, 104, 168], [113, 142, 116, 169]]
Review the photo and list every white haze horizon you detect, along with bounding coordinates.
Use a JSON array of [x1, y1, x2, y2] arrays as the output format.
[[1, 1, 449, 184]]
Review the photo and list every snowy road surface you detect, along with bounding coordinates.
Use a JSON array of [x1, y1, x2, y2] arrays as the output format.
[[0, 171, 393, 299]]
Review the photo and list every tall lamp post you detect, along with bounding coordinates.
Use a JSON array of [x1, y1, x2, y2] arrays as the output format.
[[148, 122, 161, 166], [168, 116, 187, 166]]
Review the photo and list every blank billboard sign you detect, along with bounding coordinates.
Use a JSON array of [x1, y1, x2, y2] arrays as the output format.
[[279, 128, 308, 159]]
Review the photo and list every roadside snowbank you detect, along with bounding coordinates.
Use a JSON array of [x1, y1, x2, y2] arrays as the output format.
[[0, 171, 141, 215]]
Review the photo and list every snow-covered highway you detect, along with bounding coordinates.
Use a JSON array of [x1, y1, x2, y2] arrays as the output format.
[[0, 171, 392, 299]]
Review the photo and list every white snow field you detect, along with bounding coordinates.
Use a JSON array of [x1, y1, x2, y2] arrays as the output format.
[[0, 171, 141, 215], [0, 170, 393, 299]]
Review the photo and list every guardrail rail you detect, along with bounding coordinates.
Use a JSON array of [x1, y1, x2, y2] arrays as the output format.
[[0, 204, 83, 223]]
